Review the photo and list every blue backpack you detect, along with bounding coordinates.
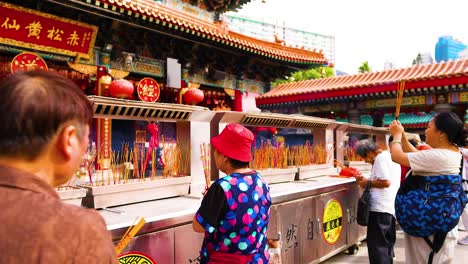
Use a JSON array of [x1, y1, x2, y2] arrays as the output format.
[[395, 171, 467, 263]]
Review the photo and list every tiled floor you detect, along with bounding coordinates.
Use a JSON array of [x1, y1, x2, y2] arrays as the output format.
[[321, 229, 468, 264]]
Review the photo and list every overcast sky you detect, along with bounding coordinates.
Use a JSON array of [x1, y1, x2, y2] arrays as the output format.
[[228, 0, 468, 74]]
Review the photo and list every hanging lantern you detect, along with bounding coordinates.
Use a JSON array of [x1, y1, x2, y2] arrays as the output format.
[[109, 79, 134, 99], [183, 88, 204, 105]]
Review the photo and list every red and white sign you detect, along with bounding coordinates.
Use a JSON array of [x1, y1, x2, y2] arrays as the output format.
[[137, 77, 160, 102], [11, 52, 48, 73], [118, 251, 157, 264]]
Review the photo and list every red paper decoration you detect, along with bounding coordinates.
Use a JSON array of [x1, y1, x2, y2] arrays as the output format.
[[137, 77, 160, 102], [11, 52, 48, 73]]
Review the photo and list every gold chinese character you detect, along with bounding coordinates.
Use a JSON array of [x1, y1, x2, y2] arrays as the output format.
[[142, 84, 154, 97], [67, 31, 80, 46], [81, 32, 91, 47], [1, 18, 21, 30], [14, 56, 41, 71], [26, 21, 42, 39], [47, 27, 64, 41]]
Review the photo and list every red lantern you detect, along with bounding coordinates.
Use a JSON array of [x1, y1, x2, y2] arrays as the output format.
[[109, 79, 134, 99], [183, 88, 204, 105]]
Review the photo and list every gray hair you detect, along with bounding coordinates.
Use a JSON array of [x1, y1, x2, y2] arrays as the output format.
[[355, 139, 378, 158]]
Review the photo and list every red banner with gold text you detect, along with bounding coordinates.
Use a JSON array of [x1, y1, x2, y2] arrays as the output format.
[[0, 3, 98, 59]]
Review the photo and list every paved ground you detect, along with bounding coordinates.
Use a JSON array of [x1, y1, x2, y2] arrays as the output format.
[[321, 229, 468, 264]]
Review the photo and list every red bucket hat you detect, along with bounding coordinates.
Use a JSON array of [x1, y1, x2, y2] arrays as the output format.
[[211, 123, 254, 162]]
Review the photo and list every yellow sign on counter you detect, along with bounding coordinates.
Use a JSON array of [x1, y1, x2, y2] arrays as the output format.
[[322, 199, 343, 245], [118, 252, 156, 264]]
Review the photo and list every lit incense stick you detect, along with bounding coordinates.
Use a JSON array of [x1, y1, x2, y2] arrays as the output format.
[[114, 217, 146, 255], [395, 80, 405, 120]]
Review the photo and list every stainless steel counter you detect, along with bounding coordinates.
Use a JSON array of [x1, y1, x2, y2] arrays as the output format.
[[269, 176, 355, 204], [101, 176, 357, 240]]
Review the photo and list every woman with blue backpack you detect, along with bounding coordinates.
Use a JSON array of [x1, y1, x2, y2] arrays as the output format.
[[388, 112, 467, 264]]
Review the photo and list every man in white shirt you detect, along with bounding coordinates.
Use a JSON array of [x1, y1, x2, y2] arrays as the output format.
[[355, 139, 401, 264]]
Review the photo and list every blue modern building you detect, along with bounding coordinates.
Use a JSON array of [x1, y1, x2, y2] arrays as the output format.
[[435, 36, 467, 62]]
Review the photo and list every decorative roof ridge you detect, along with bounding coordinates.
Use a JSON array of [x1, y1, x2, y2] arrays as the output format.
[[108, 0, 218, 30], [227, 31, 324, 56], [270, 59, 468, 89], [98, 0, 327, 63], [258, 59, 468, 102]]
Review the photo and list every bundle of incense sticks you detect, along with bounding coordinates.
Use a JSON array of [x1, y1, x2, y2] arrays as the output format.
[[252, 143, 290, 170], [200, 143, 211, 188], [110, 149, 119, 184], [344, 147, 360, 161], [177, 141, 190, 176], [304, 141, 315, 165], [395, 80, 406, 120], [85, 135, 193, 186], [132, 146, 140, 180], [150, 148, 156, 180], [313, 144, 327, 165], [121, 143, 131, 183], [161, 138, 182, 178], [114, 216, 146, 255], [289, 143, 327, 167]]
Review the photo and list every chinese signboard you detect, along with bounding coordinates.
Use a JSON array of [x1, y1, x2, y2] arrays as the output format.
[[134, 61, 163, 77], [364, 95, 427, 109], [189, 72, 236, 90], [137, 77, 160, 102], [0, 3, 98, 59], [239, 79, 266, 94]]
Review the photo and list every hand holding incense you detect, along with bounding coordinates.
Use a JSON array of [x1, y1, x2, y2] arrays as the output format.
[[334, 159, 361, 178], [395, 80, 405, 120]]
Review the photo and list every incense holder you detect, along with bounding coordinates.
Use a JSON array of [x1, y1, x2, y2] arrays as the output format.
[[80, 176, 191, 209], [256, 167, 298, 184], [57, 187, 87, 206], [297, 164, 338, 180]]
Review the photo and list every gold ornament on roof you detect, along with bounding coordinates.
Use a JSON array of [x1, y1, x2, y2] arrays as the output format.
[[109, 68, 130, 79], [67, 62, 96, 75], [67, 62, 129, 79], [188, 82, 200, 89]]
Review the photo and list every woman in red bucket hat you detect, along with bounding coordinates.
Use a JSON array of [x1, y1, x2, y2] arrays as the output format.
[[193, 124, 272, 264]]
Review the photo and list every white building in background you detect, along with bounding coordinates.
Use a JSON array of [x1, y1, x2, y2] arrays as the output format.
[[224, 15, 335, 64], [421, 52, 434, 64], [459, 49, 468, 59], [384, 60, 396, 70]]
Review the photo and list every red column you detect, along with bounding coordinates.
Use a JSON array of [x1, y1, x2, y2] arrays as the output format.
[[95, 66, 112, 169], [232, 89, 243, 112]]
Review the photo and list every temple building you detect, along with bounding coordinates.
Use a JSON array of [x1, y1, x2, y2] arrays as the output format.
[[256, 59, 468, 132], [0, 0, 327, 111]]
